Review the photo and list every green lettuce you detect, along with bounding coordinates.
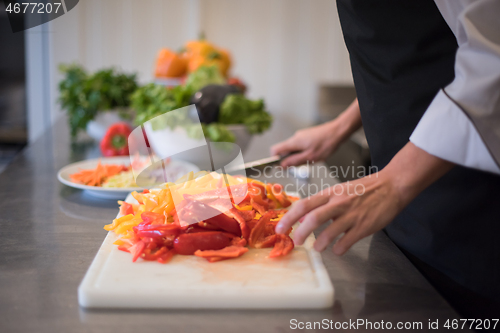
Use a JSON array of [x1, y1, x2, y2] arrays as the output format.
[[219, 94, 273, 134]]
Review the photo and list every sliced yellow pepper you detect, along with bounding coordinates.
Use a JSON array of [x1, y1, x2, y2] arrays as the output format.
[[131, 191, 144, 204], [104, 214, 134, 231]]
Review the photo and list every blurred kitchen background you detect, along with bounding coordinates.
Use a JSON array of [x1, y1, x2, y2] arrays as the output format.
[[1, 0, 368, 178]]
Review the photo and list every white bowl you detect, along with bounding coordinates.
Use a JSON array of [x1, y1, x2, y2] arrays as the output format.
[[226, 124, 252, 152], [144, 123, 252, 169]]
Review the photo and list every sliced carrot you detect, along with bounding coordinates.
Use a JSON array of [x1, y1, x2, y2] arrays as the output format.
[[70, 161, 127, 187]]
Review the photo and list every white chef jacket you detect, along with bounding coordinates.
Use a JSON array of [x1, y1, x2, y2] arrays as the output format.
[[410, 0, 500, 174]]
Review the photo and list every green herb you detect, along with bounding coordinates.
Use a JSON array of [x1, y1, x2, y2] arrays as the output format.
[[131, 66, 272, 143], [184, 65, 226, 92], [131, 83, 193, 127], [219, 94, 273, 134], [202, 123, 235, 142], [58, 64, 138, 138]]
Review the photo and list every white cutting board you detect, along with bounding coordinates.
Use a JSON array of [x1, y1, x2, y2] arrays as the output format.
[[78, 193, 334, 309]]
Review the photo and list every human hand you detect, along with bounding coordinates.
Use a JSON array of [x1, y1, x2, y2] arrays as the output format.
[[270, 99, 361, 167], [275, 171, 403, 255], [270, 121, 343, 167], [275, 142, 454, 255]]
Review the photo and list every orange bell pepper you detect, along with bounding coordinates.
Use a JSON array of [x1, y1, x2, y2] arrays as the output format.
[[154, 48, 188, 78]]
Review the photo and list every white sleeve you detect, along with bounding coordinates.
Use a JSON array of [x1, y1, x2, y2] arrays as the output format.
[[410, 0, 500, 175], [410, 90, 500, 174]]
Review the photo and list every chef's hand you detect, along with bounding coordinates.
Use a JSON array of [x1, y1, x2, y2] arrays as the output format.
[[276, 142, 454, 254], [270, 99, 361, 167]]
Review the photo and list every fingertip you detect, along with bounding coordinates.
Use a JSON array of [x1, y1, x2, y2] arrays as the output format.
[[275, 218, 290, 234], [280, 157, 294, 168], [333, 244, 345, 256], [292, 236, 304, 246], [313, 240, 326, 252], [270, 142, 287, 156]]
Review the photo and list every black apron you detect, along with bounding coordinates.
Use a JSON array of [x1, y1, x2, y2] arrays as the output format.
[[337, 0, 500, 304]]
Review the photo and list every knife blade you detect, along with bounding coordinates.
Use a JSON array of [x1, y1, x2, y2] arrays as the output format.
[[224, 152, 298, 174]]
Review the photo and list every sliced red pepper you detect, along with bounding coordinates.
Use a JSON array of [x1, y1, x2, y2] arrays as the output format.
[[119, 202, 134, 216], [142, 246, 168, 261], [197, 221, 222, 230], [135, 222, 176, 232], [178, 200, 241, 236], [271, 184, 291, 208], [255, 234, 277, 249], [178, 199, 221, 225], [185, 225, 218, 233], [157, 249, 175, 264], [145, 241, 158, 250], [197, 198, 250, 239], [205, 214, 241, 236], [248, 212, 273, 248], [269, 234, 294, 258], [250, 198, 267, 215], [194, 246, 249, 262], [129, 240, 146, 262], [142, 189, 150, 194], [100, 122, 132, 157], [231, 237, 247, 247], [173, 231, 232, 255], [118, 245, 131, 253], [133, 223, 180, 239], [141, 212, 165, 225], [232, 209, 256, 221], [248, 182, 266, 199]]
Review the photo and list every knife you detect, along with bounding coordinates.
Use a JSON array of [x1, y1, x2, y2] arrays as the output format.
[[224, 152, 298, 174]]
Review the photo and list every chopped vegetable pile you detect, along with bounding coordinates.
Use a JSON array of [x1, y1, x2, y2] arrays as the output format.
[[104, 172, 299, 263]]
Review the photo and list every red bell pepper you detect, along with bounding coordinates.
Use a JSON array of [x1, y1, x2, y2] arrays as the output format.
[[269, 234, 294, 258], [257, 234, 277, 249], [248, 212, 273, 248], [194, 246, 249, 262], [231, 237, 247, 247], [271, 184, 291, 208], [227, 77, 247, 94], [119, 202, 134, 216], [142, 246, 168, 261], [133, 223, 180, 239], [185, 225, 218, 233], [140, 212, 165, 225], [157, 249, 175, 264], [179, 200, 241, 237], [129, 240, 146, 262], [118, 245, 131, 253], [173, 232, 232, 255], [100, 122, 132, 157]]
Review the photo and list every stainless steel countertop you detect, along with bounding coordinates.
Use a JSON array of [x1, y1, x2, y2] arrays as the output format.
[[0, 118, 463, 332]]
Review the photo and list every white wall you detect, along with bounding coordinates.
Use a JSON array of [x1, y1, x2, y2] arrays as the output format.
[[28, 0, 352, 142]]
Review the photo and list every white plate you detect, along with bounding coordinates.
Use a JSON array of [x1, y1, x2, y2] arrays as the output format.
[[57, 157, 199, 200]]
